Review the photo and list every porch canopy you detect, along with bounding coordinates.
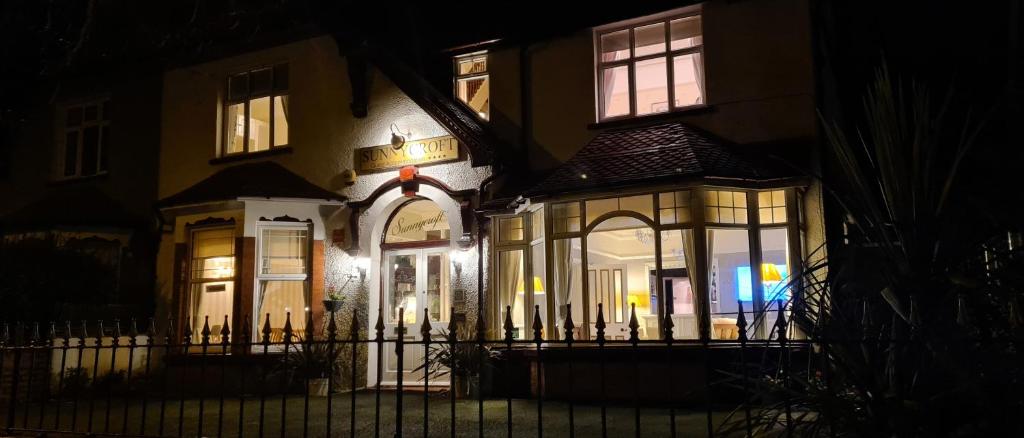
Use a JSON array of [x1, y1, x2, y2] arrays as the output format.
[[157, 161, 345, 208]]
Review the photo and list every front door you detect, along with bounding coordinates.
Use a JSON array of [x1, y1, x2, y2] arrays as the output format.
[[379, 247, 451, 386]]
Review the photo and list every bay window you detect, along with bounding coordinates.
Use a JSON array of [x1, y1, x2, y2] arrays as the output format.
[[223, 64, 289, 156], [255, 223, 311, 341], [595, 9, 704, 121], [494, 186, 802, 342]]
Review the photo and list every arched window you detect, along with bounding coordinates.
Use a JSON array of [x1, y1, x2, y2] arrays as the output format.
[[383, 199, 451, 246]]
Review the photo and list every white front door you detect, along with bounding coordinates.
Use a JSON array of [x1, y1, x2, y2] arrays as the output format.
[[378, 247, 451, 386]]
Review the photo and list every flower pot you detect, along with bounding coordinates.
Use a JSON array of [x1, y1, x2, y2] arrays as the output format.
[[308, 378, 330, 397], [322, 299, 344, 313]]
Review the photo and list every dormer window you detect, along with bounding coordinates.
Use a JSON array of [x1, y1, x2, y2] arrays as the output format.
[[454, 52, 490, 121], [595, 9, 704, 121]]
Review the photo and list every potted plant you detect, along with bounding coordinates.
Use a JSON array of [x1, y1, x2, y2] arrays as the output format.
[[277, 337, 343, 397], [414, 329, 501, 398], [322, 289, 344, 313]]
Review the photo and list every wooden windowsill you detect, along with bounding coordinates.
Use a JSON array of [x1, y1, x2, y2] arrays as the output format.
[[209, 146, 294, 165], [588, 105, 714, 130]]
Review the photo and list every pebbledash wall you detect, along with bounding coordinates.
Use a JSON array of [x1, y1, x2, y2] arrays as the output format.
[[156, 35, 492, 388]]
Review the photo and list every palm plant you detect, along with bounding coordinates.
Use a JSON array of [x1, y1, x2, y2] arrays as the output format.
[[719, 66, 1023, 437]]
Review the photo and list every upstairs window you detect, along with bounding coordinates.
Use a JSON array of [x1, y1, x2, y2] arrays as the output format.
[[595, 10, 704, 121], [60, 99, 110, 178], [223, 64, 289, 156], [454, 52, 489, 120]]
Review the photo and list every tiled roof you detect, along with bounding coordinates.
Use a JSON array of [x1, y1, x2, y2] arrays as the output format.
[[158, 161, 344, 208], [523, 122, 797, 198]]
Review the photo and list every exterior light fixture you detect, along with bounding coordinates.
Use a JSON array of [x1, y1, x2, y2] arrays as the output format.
[[580, 173, 588, 179], [450, 248, 469, 276], [351, 256, 371, 280], [399, 165, 419, 197], [390, 123, 409, 149]]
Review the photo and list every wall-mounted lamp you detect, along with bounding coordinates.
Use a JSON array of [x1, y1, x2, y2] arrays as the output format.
[[390, 123, 410, 149], [350, 256, 371, 280], [450, 249, 470, 277]]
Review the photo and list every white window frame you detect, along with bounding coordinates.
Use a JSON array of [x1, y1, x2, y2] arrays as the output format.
[[222, 63, 290, 157], [593, 6, 705, 122], [58, 98, 110, 179], [253, 221, 312, 346], [452, 51, 490, 121]]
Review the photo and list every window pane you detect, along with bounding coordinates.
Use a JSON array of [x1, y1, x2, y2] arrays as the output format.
[[531, 242, 549, 337], [498, 216, 524, 242], [633, 22, 666, 57], [456, 75, 490, 120], [661, 229, 698, 339], [249, 97, 271, 152], [63, 132, 78, 177], [386, 254, 417, 325], [660, 191, 691, 224], [260, 228, 308, 275], [619, 195, 654, 219], [257, 280, 309, 336], [425, 252, 450, 323], [587, 226, 657, 339], [251, 68, 272, 96], [80, 126, 99, 176], [551, 238, 582, 336], [552, 202, 581, 233], [228, 73, 248, 102], [457, 56, 487, 75], [670, 16, 703, 50], [192, 228, 235, 280], [385, 199, 450, 243], [673, 53, 704, 107], [190, 281, 234, 339], [273, 95, 289, 146], [531, 209, 544, 239], [497, 250, 526, 338], [708, 228, 754, 339], [585, 198, 618, 225], [635, 57, 669, 115], [600, 30, 630, 62], [224, 103, 245, 154], [760, 228, 792, 334], [600, 65, 630, 119]]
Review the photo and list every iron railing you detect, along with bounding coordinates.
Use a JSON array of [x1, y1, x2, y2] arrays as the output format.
[[0, 302, 814, 437]]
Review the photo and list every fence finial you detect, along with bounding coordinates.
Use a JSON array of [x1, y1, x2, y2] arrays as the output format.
[[475, 310, 486, 340], [165, 314, 174, 344], [736, 301, 749, 342], [662, 311, 675, 342], [374, 307, 385, 341], [240, 314, 251, 343], [201, 316, 212, 346], [183, 316, 193, 344], [129, 318, 139, 347], [49, 321, 57, 341], [446, 307, 457, 342], [775, 301, 788, 342], [261, 313, 272, 344], [563, 303, 575, 342], [503, 305, 514, 342], [327, 308, 338, 340], [220, 315, 231, 346], [283, 312, 294, 343], [305, 310, 315, 343], [349, 310, 360, 341], [64, 321, 73, 343], [420, 308, 432, 341], [532, 305, 543, 342], [628, 303, 639, 343], [80, 320, 89, 341], [595, 303, 607, 344], [97, 320, 106, 344]]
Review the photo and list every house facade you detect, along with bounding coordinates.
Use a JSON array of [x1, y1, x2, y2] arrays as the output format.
[[154, 0, 825, 387]]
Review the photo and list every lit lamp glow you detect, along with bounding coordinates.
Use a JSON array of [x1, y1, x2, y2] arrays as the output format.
[[761, 263, 783, 282], [517, 277, 545, 295]]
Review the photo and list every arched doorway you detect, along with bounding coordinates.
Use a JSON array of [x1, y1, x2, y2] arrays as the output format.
[[378, 198, 452, 385]]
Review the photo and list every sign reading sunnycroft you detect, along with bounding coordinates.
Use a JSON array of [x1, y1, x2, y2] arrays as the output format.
[[355, 135, 460, 172]]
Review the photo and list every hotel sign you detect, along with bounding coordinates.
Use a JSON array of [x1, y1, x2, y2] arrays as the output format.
[[355, 135, 461, 172]]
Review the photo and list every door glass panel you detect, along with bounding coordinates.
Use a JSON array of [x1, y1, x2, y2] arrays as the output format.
[[425, 252, 450, 323], [708, 228, 754, 339], [387, 254, 417, 325], [385, 200, 450, 244], [497, 250, 526, 338], [661, 229, 699, 339]]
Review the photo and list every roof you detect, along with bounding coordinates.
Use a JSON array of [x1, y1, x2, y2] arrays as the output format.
[[523, 122, 800, 198], [0, 186, 148, 232], [158, 161, 345, 208]]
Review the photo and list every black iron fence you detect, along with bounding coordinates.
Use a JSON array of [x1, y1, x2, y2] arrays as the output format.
[[0, 302, 826, 437]]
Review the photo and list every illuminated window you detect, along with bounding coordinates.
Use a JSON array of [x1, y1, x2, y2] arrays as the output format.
[[595, 10, 704, 120], [551, 202, 582, 233], [658, 191, 692, 224], [498, 216, 525, 242], [224, 64, 289, 156], [454, 52, 489, 120], [705, 190, 748, 224], [256, 224, 311, 339], [60, 99, 109, 178], [188, 227, 236, 342], [758, 190, 788, 224]]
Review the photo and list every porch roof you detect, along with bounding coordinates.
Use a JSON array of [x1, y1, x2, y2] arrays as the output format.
[[522, 122, 802, 199], [158, 161, 345, 208]]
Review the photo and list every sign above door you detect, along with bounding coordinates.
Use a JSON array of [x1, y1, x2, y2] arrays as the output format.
[[355, 135, 461, 173]]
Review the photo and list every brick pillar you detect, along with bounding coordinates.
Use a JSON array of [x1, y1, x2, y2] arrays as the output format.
[[311, 239, 326, 336], [234, 236, 256, 354]]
